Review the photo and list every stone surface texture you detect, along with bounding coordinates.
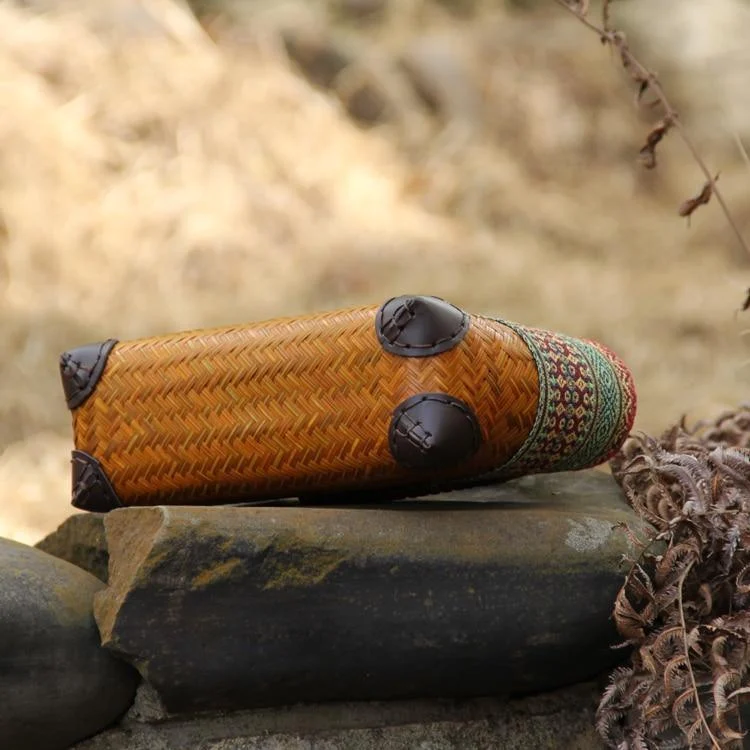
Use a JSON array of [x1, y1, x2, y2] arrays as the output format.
[[93, 470, 645, 715], [72, 679, 607, 750], [0, 537, 139, 750], [36, 511, 109, 582]]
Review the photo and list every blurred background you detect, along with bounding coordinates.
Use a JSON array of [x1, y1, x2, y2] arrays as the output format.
[[1, 0, 750, 544]]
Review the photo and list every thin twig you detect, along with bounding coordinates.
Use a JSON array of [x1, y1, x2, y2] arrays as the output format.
[[552, 0, 750, 266], [734, 132, 750, 175], [678, 561, 723, 749]]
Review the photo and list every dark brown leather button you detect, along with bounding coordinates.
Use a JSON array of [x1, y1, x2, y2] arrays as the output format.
[[59, 339, 118, 410], [376, 295, 469, 357], [389, 393, 482, 469], [71, 451, 122, 512]]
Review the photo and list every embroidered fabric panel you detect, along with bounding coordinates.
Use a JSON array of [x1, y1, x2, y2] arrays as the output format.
[[493, 320, 637, 478]]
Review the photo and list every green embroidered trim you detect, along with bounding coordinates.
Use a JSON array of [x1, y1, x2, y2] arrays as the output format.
[[489, 318, 636, 478]]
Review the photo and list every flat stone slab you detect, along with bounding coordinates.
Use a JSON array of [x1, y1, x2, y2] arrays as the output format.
[[71, 679, 607, 750], [94, 470, 645, 715], [0, 537, 139, 750]]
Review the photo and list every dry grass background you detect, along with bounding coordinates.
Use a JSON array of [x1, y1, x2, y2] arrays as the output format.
[[1, 0, 749, 545]]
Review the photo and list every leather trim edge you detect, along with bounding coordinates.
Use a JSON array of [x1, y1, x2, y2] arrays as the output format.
[[59, 339, 118, 410], [71, 450, 123, 512]]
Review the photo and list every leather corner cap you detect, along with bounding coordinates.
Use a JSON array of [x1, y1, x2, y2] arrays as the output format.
[[59, 339, 118, 410], [389, 393, 482, 470], [376, 295, 469, 357], [71, 451, 122, 512]]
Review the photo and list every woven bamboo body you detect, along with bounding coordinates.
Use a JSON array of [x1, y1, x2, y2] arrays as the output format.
[[60, 296, 637, 509]]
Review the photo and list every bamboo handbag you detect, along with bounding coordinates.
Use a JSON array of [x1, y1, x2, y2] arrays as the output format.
[[59, 295, 637, 511]]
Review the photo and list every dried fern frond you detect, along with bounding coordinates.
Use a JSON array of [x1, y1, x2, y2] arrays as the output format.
[[597, 407, 750, 749]]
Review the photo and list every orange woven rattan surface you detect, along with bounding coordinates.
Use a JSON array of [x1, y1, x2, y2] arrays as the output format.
[[70, 307, 539, 505]]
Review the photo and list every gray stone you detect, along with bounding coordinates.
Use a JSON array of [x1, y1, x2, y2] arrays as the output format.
[[72, 679, 606, 749], [36, 511, 109, 582], [93, 470, 645, 715], [0, 537, 140, 750]]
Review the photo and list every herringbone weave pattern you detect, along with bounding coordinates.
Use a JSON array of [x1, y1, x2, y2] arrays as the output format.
[[71, 306, 540, 505]]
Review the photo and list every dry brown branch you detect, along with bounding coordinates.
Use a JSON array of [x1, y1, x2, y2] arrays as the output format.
[[552, 0, 750, 284], [679, 175, 720, 225], [735, 133, 750, 176], [639, 116, 675, 170]]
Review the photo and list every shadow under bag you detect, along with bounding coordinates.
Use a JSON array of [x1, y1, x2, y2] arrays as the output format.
[[58, 295, 637, 510]]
